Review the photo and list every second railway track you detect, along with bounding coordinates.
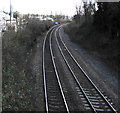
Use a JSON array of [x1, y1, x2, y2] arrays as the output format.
[[54, 24, 117, 113]]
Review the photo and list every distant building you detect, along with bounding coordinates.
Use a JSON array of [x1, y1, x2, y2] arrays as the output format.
[[0, 11, 17, 32], [0, 12, 9, 32], [28, 14, 54, 22], [43, 17, 54, 21]]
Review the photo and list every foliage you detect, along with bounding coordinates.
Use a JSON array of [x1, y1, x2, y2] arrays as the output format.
[[13, 11, 20, 20], [93, 2, 120, 39], [66, 2, 120, 51], [73, 1, 95, 26], [2, 19, 53, 111], [64, 2, 119, 73]]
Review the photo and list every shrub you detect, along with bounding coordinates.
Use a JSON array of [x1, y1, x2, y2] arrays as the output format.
[[2, 18, 54, 111]]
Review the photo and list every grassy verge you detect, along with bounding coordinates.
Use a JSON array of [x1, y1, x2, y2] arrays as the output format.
[[64, 22, 119, 75], [2, 19, 53, 111]]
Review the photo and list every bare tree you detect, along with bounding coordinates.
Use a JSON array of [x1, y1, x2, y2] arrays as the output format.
[[13, 11, 20, 28], [73, 5, 83, 25], [83, 1, 95, 27]]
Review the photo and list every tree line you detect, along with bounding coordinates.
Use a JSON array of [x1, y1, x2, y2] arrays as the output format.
[[94, 2, 120, 39], [74, 1, 120, 39]]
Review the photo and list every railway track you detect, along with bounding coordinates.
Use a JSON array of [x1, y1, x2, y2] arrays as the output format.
[[42, 24, 117, 113], [42, 25, 69, 112], [54, 24, 117, 113]]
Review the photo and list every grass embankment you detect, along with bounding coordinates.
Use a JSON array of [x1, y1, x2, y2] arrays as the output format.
[[64, 22, 119, 75], [2, 19, 53, 111]]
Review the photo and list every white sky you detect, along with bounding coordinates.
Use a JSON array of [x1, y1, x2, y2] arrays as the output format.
[[0, 0, 83, 16]]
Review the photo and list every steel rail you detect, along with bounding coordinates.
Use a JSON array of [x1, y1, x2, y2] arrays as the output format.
[[49, 28, 70, 113], [42, 25, 57, 113], [57, 24, 117, 113], [43, 25, 69, 113], [55, 26, 97, 113]]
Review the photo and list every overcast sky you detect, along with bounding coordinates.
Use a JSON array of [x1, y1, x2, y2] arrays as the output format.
[[0, 0, 83, 16]]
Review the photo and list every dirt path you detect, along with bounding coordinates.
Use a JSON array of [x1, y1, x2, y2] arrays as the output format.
[[30, 34, 45, 111]]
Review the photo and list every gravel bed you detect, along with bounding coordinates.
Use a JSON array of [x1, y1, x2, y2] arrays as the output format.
[[52, 31, 85, 111]]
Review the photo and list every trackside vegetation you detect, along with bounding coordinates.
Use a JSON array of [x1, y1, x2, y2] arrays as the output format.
[[2, 18, 54, 111], [64, 2, 119, 75]]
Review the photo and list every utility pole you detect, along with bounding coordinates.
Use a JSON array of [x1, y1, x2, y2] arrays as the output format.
[[10, 0, 12, 25]]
